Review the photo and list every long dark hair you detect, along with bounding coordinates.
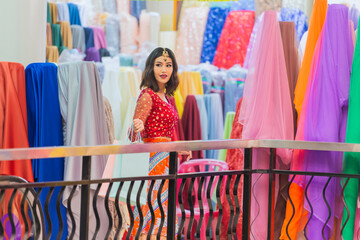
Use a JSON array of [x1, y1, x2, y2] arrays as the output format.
[[140, 47, 179, 96]]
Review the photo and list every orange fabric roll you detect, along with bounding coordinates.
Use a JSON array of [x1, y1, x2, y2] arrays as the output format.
[[0, 62, 33, 182], [293, 0, 328, 122], [49, 2, 58, 24], [46, 23, 52, 46]]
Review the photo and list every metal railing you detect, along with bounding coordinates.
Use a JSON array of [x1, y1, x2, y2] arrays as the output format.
[[1, 139, 360, 239]]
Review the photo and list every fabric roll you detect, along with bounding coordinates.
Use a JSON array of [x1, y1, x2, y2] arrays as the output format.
[[117, 0, 130, 13], [204, 93, 224, 159], [85, 47, 101, 62], [99, 48, 110, 61], [25, 63, 67, 240], [46, 46, 59, 63], [103, 97, 115, 144], [47, 2, 51, 24], [58, 21, 73, 50], [282, 0, 305, 13], [56, 2, 70, 22], [279, 21, 300, 134], [49, 2, 58, 24], [293, 0, 327, 122], [224, 66, 246, 115], [84, 27, 95, 50], [67, 3, 81, 26], [96, 62, 105, 83], [280, 8, 308, 44], [238, 11, 294, 239], [51, 23, 64, 53], [46, 23, 52, 46], [255, 0, 282, 16], [243, 12, 263, 68], [139, 10, 150, 45], [230, 0, 255, 11], [0, 62, 33, 182], [76, 4, 87, 27], [178, 72, 204, 104], [105, 16, 120, 56], [299, 5, 353, 239], [342, 16, 360, 240], [57, 61, 109, 239], [298, 30, 308, 61], [176, 7, 209, 65], [200, 7, 230, 64], [149, 12, 161, 46], [218, 111, 235, 161], [213, 11, 255, 69], [131, 0, 146, 21], [120, 12, 138, 54], [210, 71, 226, 110], [181, 95, 203, 159], [71, 25, 86, 53], [92, 26, 107, 50], [102, 0, 116, 14], [169, 97, 185, 143], [195, 95, 208, 142], [350, 4, 359, 30], [220, 98, 244, 239]]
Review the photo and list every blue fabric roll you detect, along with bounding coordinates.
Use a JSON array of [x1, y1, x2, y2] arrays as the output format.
[[67, 3, 82, 25], [25, 63, 67, 240], [200, 7, 230, 64], [131, 0, 147, 21], [280, 8, 308, 44], [84, 27, 95, 50], [230, 0, 255, 11], [224, 66, 247, 115]]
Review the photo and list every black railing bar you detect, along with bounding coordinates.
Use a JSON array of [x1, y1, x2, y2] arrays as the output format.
[[272, 169, 360, 179], [3, 139, 360, 161]]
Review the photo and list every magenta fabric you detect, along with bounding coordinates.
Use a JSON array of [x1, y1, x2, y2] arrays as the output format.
[[300, 4, 354, 238], [213, 10, 255, 69], [84, 47, 100, 62], [238, 11, 294, 239], [92, 27, 107, 50]]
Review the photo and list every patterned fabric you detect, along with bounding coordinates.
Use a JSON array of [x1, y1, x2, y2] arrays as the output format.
[[213, 11, 255, 69], [133, 88, 178, 139], [280, 8, 308, 44], [230, 0, 255, 11], [255, 0, 282, 16], [200, 7, 230, 63], [132, 137, 177, 237]]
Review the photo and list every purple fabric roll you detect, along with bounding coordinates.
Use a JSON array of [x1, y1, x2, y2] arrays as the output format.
[[84, 47, 100, 62], [302, 4, 354, 238]]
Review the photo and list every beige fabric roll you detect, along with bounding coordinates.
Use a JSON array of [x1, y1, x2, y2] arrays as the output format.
[[49, 2, 58, 24], [103, 97, 115, 144], [46, 23, 52, 46], [255, 0, 282, 16], [46, 46, 59, 63], [58, 21, 73, 50]]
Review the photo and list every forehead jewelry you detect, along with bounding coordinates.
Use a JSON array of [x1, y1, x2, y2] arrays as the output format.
[[162, 48, 169, 61]]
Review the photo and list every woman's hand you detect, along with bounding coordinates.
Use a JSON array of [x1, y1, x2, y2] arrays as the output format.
[[178, 151, 192, 161], [133, 119, 144, 133]]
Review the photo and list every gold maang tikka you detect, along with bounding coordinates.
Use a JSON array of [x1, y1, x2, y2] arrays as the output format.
[[162, 48, 169, 61]]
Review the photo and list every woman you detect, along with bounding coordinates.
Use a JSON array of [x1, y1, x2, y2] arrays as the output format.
[[131, 47, 190, 239]]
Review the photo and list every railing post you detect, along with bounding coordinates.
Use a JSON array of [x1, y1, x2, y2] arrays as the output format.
[[167, 151, 178, 239], [80, 156, 91, 240], [242, 148, 252, 240], [267, 148, 276, 240]]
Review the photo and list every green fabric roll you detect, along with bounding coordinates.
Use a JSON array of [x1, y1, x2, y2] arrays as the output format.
[[51, 24, 64, 53], [47, 3, 51, 24], [218, 111, 235, 161], [342, 17, 360, 239]]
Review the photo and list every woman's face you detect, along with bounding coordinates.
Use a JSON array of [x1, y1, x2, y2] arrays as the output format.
[[153, 56, 173, 89]]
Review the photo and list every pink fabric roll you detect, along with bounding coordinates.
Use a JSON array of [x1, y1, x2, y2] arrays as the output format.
[[213, 11, 255, 69], [139, 10, 150, 46], [117, 0, 130, 14], [238, 11, 294, 239], [92, 26, 108, 50], [176, 7, 209, 65], [120, 12, 138, 54]]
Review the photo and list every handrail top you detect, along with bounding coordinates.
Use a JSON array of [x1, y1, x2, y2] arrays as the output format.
[[0, 139, 359, 161]]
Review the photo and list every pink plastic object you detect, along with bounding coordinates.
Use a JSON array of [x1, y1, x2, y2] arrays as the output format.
[[176, 159, 229, 239]]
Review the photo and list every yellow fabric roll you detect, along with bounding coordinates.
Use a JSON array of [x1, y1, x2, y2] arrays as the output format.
[[179, 71, 204, 102], [58, 21, 73, 50], [191, 72, 204, 95], [46, 46, 59, 63], [48, 2, 58, 24], [174, 89, 184, 118]]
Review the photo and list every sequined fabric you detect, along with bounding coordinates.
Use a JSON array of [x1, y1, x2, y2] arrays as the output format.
[[176, 7, 209, 65], [213, 11, 255, 69], [230, 0, 255, 11], [280, 8, 308, 43], [200, 7, 230, 64], [133, 88, 178, 139], [282, 0, 306, 13], [255, 0, 282, 16]]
